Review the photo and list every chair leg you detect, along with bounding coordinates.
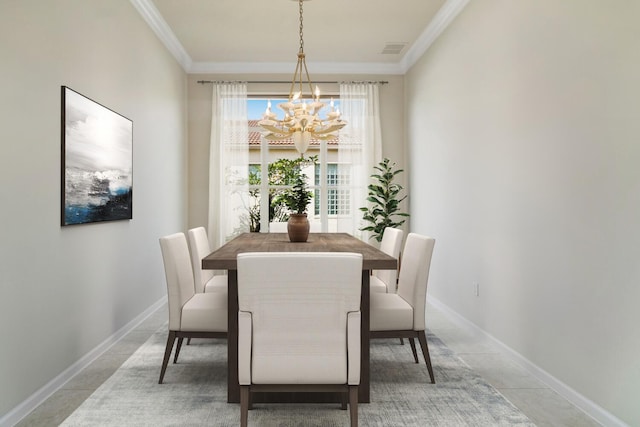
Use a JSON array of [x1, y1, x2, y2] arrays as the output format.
[[400, 338, 404, 345], [349, 385, 358, 427], [417, 330, 435, 384], [187, 338, 191, 345], [173, 337, 184, 363], [408, 338, 419, 363], [240, 386, 250, 427], [159, 331, 176, 384]]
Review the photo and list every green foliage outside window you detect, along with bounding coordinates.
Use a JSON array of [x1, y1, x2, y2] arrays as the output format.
[[246, 155, 317, 232]]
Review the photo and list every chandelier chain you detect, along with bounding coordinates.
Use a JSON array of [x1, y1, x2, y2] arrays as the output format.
[[298, 0, 304, 53], [257, 0, 346, 154]]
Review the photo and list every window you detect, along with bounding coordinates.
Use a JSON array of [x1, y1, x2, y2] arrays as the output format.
[[247, 97, 353, 232], [208, 82, 376, 244], [314, 164, 350, 216]]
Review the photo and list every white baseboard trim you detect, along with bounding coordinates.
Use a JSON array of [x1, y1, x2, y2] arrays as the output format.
[[428, 297, 628, 427], [0, 296, 167, 427]]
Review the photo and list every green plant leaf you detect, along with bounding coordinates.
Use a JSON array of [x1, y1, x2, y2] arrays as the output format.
[[359, 157, 410, 240]]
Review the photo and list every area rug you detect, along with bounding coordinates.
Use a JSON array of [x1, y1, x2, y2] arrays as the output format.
[[61, 327, 534, 426]]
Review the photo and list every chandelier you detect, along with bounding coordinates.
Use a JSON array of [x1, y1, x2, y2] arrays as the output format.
[[258, 0, 346, 154]]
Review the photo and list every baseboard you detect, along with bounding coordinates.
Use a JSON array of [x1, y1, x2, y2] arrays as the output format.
[[428, 297, 628, 427], [0, 296, 167, 427]]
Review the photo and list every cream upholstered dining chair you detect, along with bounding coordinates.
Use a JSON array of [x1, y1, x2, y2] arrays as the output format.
[[370, 227, 404, 294], [370, 233, 436, 383], [187, 227, 227, 294], [237, 252, 363, 427], [158, 232, 227, 384]]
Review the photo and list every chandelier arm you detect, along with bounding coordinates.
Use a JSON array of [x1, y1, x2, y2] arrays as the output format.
[[314, 124, 346, 135], [297, 55, 305, 99], [289, 56, 303, 101], [301, 55, 315, 102], [261, 124, 289, 134]]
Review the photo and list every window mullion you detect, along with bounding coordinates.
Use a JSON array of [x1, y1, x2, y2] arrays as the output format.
[[320, 140, 328, 232], [259, 136, 269, 232]]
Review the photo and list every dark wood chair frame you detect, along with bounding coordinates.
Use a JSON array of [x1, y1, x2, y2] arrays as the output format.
[[159, 330, 227, 384], [371, 329, 435, 384], [240, 384, 359, 427]]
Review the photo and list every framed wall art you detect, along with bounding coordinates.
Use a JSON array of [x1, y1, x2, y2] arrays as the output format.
[[61, 86, 133, 226]]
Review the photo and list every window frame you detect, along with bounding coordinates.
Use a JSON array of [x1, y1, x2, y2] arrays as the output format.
[[248, 95, 349, 232]]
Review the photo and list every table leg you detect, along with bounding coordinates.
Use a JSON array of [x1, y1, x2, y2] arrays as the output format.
[[360, 271, 370, 403], [227, 270, 240, 403]]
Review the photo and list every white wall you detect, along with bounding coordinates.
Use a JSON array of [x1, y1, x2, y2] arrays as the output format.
[[406, 1, 640, 425], [0, 0, 187, 418], [187, 74, 406, 233]]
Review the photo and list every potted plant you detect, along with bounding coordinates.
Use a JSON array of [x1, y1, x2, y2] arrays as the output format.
[[244, 156, 317, 233], [281, 171, 313, 242], [360, 158, 410, 242]]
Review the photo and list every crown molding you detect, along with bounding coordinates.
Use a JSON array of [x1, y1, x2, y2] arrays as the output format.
[[190, 61, 405, 75], [132, 0, 469, 76], [129, 0, 192, 71], [190, 62, 296, 75], [400, 0, 471, 73]]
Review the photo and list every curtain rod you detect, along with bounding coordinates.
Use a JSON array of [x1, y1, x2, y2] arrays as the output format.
[[197, 80, 388, 85]]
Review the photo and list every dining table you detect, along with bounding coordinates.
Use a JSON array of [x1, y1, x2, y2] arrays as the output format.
[[202, 232, 397, 404]]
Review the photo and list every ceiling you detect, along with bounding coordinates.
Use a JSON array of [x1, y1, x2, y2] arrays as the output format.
[[130, 0, 470, 75]]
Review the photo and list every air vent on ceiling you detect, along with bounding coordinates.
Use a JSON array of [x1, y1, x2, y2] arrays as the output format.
[[381, 42, 408, 55]]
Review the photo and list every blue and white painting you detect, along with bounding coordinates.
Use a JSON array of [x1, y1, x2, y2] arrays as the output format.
[[62, 87, 132, 225]]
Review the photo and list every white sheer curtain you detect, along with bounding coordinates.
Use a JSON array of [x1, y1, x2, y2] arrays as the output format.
[[208, 82, 249, 248], [338, 83, 382, 240]]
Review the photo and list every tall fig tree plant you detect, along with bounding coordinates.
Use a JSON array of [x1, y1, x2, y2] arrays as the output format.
[[360, 158, 409, 242]]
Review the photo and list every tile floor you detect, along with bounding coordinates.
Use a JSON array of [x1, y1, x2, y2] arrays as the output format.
[[424, 304, 601, 427], [15, 302, 601, 426]]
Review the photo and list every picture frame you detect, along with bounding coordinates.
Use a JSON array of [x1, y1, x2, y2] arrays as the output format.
[[61, 86, 133, 226]]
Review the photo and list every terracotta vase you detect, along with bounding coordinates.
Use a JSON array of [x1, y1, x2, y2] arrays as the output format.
[[287, 213, 310, 242]]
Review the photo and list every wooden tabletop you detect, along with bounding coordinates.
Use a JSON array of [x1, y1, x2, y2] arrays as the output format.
[[202, 231, 395, 404], [203, 232, 397, 271]]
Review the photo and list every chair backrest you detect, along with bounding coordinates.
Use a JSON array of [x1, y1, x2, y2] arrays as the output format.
[[187, 227, 214, 293], [373, 227, 404, 290], [396, 233, 435, 331], [159, 232, 196, 331], [237, 252, 363, 384]]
